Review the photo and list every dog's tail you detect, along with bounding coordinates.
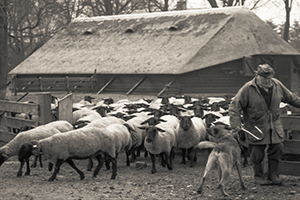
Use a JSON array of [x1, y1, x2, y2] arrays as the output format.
[[196, 141, 218, 149]]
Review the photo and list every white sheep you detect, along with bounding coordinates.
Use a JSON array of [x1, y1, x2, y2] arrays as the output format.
[[82, 116, 125, 171], [124, 114, 150, 162], [105, 123, 133, 167], [139, 121, 177, 174], [72, 109, 102, 125], [30, 125, 130, 181], [0, 120, 73, 177], [176, 116, 207, 167]]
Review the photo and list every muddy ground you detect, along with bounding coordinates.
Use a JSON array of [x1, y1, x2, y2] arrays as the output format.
[[0, 150, 299, 200]]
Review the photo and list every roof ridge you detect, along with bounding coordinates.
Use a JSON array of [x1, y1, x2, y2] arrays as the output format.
[[73, 6, 248, 23]]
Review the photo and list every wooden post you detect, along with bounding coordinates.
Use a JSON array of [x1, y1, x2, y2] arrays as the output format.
[[66, 76, 69, 93], [37, 92, 52, 125], [157, 78, 175, 97], [126, 77, 147, 95], [96, 77, 116, 94], [39, 77, 43, 92], [58, 93, 73, 123], [12, 75, 17, 96]]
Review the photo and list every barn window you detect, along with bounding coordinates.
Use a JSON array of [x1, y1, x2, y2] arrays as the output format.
[[169, 26, 179, 31], [125, 28, 134, 33], [83, 29, 93, 35]]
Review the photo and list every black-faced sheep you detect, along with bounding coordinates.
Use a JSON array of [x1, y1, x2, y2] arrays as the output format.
[[29, 125, 132, 181], [74, 116, 125, 171], [0, 120, 73, 177], [72, 109, 102, 126], [176, 116, 207, 167], [139, 122, 177, 174]]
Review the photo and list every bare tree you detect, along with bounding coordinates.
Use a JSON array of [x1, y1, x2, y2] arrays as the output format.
[[0, 0, 7, 99], [283, 0, 292, 41]]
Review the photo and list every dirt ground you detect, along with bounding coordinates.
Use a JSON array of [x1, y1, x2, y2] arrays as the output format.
[[1, 92, 300, 200], [0, 150, 300, 200]]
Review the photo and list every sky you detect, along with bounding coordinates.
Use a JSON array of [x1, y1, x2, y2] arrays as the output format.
[[186, 0, 300, 25]]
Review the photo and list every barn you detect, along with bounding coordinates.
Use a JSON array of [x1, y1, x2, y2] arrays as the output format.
[[8, 7, 300, 97]]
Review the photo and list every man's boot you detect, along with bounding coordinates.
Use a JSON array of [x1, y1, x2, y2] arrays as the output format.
[[268, 159, 283, 185], [253, 163, 271, 185]]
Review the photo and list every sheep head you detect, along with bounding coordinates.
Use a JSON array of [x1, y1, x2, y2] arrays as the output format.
[[18, 143, 34, 162], [179, 116, 193, 131], [30, 140, 41, 157], [143, 126, 165, 143]]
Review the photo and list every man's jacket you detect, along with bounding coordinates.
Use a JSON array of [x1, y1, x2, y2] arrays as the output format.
[[229, 77, 300, 144]]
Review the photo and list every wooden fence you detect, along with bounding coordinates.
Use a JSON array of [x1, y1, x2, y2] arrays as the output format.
[[11, 74, 96, 95], [0, 92, 73, 144], [278, 115, 300, 176]]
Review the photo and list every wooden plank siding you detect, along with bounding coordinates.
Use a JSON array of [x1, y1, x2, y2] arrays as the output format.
[[9, 56, 300, 96], [180, 60, 253, 95]]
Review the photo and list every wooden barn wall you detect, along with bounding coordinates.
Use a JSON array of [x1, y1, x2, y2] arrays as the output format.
[[95, 74, 178, 95], [179, 60, 253, 95], [254, 55, 300, 93]]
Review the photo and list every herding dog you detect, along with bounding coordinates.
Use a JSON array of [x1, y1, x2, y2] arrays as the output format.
[[196, 124, 246, 197]]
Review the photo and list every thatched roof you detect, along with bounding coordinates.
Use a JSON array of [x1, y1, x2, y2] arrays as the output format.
[[9, 7, 300, 75]]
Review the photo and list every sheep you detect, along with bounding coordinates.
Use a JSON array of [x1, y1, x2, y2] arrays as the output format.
[[30, 125, 131, 181], [0, 120, 73, 177], [72, 109, 101, 124], [84, 116, 125, 171], [72, 109, 102, 127], [124, 114, 150, 162], [139, 122, 177, 174], [105, 123, 133, 167], [176, 116, 207, 167]]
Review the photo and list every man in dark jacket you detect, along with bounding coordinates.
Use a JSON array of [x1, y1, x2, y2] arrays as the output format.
[[229, 63, 300, 185]]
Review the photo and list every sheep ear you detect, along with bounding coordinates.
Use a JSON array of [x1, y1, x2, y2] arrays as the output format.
[[140, 119, 149, 125], [156, 127, 165, 132], [158, 118, 167, 122], [138, 126, 146, 130]]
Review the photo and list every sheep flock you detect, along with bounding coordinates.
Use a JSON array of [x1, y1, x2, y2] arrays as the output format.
[[1, 94, 236, 182]]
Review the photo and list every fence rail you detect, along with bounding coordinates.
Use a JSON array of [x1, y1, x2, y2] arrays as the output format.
[[11, 75, 96, 95], [0, 93, 53, 144]]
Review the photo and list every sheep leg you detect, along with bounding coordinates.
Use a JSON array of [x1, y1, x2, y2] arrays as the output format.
[[168, 147, 175, 170], [66, 158, 85, 180], [48, 159, 64, 181], [31, 156, 38, 168], [93, 154, 104, 177], [104, 155, 111, 170], [48, 162, 53, 171], [130, 149, 137, 163], [180, 148, 186, 164], [188, 147, 196, 167], [17, 159, 27, 177], [106, 155, 117, 179], [150, 153, 157, 174], [165, 152, 173, 171], [160, 153, 166, 167], [24, 158, 31, 176], [39, 154, 43, 168], [125, 149, 130, 166], [87, 157, 93, 171]]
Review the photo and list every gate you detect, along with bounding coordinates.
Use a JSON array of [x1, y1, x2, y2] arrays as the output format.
[[278, 115, 300, 176]]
